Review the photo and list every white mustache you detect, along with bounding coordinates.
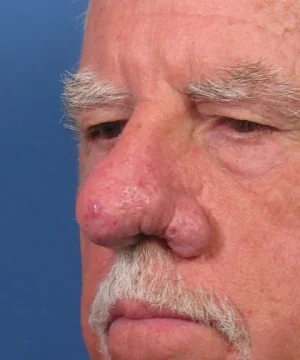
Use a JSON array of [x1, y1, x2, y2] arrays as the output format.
[[89, 241, 250, 360]]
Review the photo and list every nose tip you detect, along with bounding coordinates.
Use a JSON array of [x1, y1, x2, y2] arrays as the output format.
[[76, 165, 176, 249]]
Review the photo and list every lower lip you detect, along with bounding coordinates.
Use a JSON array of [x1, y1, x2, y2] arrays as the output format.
[[108, 318, 230, 359], [109, 317, 200, 333]]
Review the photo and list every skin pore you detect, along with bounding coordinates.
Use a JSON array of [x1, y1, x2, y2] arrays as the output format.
[[68, 0, 300, 359]]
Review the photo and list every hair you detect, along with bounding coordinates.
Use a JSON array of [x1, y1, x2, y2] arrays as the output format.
[[89, 241, 250, 360], [84, 1, 92, 29], [62, 61, 300, 133]]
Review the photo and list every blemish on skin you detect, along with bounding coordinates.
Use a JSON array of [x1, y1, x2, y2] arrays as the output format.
[[92, 202, 102, 215], [191, 146, 201, 155], [169, 226, 178, 235], [138, 179, 145, 188], [246, 309, 253, 317]]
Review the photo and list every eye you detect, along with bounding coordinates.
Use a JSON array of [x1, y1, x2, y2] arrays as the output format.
[[219, 117, 272, 133], [87, 121, 126, 141]]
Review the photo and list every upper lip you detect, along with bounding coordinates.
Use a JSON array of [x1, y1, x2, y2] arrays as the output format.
[[107, 299, 193, 330]]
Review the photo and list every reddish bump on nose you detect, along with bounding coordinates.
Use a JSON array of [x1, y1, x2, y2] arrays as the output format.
[[164, 196, 211, 258], [76, 153, 176, 249]]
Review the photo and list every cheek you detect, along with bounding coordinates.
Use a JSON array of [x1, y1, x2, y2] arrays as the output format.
[[196, 142, 300, 293], [206, 133, 282, 178]]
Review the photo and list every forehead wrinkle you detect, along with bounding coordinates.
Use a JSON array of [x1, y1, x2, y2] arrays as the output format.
[[85, 0, 300, 92]]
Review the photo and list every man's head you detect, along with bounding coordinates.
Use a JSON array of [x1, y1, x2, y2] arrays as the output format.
[[64, 0, 300, 359]]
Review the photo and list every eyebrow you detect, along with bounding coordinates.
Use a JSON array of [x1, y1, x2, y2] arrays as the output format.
[[186, 62, 300, 121], [62, 71, 132, 116], [62, 61, 300, 123]]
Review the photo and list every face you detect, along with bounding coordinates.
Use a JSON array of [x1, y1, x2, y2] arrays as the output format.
[[71, 0, 300, 359]]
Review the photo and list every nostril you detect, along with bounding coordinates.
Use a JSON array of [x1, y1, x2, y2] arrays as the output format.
[[163, 197, 211, 259]]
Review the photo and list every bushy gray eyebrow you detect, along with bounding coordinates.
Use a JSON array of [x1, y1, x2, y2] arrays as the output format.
[[185, 61, 300, 121], [62, 60, 300, 128], [62, 71, 131, 115]]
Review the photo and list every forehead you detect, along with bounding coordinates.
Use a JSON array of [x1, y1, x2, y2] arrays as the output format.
[[88, 0, 299, 16], [87, 0, 300, 33], [82, 0, 300, 92]]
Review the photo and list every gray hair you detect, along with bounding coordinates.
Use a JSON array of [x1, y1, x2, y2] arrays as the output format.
[[62, 60, 300, 133], [89, 242, 250, 360]]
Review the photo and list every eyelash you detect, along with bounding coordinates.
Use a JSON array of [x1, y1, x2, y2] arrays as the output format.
[[85, 117, 272, 142], [218, 117, 273, 134], [86, 121, 126, 141]]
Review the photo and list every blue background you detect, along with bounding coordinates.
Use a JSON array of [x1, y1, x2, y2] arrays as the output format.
[[0, 1, 89, 359]]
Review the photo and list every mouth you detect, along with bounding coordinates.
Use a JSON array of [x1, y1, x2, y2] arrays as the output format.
[[104, 299, 237, 360], [107, 299, 195, 332]]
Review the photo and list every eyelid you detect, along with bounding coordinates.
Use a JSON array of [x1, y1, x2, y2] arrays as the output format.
[[74, 106, 133, 129], [196, 103, 271, 127], [86, 120, 127, 141], [219, 117, 269, 126], [218, 117, 273, 132]]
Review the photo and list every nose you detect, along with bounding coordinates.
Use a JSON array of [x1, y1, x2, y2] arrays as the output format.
[[76, 107, 211, 258]]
